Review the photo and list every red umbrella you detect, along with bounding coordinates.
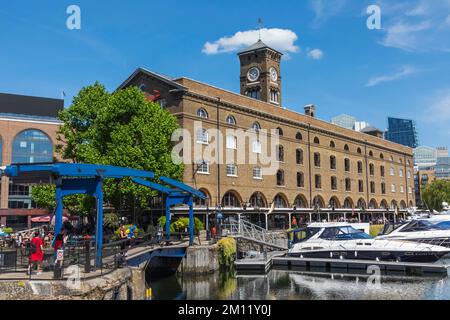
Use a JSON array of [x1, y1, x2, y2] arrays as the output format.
[[31, 215, 69, 225]]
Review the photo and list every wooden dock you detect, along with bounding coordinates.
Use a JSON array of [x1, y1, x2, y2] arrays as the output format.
[[235, 255, 449, 276]]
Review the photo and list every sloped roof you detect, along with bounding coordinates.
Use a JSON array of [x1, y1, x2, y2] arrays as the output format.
[[238, 40, 283, 55], [116, 67, 187, 91]]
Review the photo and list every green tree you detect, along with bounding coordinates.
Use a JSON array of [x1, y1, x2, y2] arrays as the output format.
[[422, 180, 450, 211], [32, 82, 183, 219]]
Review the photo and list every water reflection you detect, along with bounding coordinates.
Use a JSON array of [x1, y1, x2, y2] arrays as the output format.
[[147, 267, 450, 300]]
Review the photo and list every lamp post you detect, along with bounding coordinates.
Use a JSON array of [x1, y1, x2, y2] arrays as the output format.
[[206, 203, 210, 241]]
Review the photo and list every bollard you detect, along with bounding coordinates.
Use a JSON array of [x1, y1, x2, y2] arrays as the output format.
[[85, 241, 91, 273], [146, 287, 152, 300]]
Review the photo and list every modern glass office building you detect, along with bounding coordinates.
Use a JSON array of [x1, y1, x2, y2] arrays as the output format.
[[414, 146, 437, 169], [385, 117, 419, 148], [331, 114, 356, 130]]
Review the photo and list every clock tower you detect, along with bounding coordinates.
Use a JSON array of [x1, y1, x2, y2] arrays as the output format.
[[238, 40, 283, 106]]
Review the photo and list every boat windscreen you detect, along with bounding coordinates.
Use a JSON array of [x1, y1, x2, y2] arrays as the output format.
[[319, 226, 373, 240], [400, 220, 443, 232]]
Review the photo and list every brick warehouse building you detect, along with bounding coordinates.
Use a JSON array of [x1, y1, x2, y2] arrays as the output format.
[[0, 93, 62, 229], [119, 40, 415, 228]]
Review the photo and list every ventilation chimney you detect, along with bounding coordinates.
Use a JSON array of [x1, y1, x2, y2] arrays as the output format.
[[304, 104, 316, 118]]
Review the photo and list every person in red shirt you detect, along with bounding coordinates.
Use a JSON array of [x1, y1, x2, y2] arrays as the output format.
[[28, 231, 44, 275]]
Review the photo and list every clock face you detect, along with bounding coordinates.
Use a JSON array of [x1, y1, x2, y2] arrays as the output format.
[[270, 67, 278, 82], [247, 67, 260, 82]]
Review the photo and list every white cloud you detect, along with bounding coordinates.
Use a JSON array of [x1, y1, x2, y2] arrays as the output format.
[[307, 49, 324, 60], [378, 0, 450, 52], [202, 28, 300, 55], [365, 66, 417, 87], [381, 20, 432, 52], [309, 0, 348, 26]]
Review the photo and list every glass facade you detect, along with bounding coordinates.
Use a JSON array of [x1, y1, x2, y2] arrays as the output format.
[[12, 130, 53, 164], [385, 117, 419, 148], [435, 157, 450, 179], [414, 146, 437, 169], [9, 130, 53, 209], [331, 114, 356, 130]]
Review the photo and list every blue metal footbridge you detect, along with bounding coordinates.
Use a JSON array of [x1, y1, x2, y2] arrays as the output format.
[[1, 163, 206, 269]]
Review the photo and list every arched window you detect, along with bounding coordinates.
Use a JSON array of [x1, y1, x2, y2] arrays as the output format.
[[294, 195, 307, 208], [296, 132, 303, 141], [276, 127, 284, 136], [222, 191, 241, 208], [357, 161, 363, 174], [249, 192, 267, 208], [313, 137, 320, 145], [313, 196, 325, 208], [12, 130, 53, 164], [380, 153, 384, 160], [344, 144, 350, 152], [297, 172, 305, 188], [369, 163, 375, 176], [226, 115, 236, 125], [357, 199, 367, 210], [344, 198, 353, 209], [252, 122, 261, 132], [276, 145, 285, 162], [344, 158, 351, 172], [274, 194, 288, 208], [357, 148, 362, 154], [330, 141, 336, 148], [296, 149, 304, 165], [399, 169, 404, 177], [330, 156, 337, 170], [369, 151, 374, 157], [195, 189, 211, 207], [197, 108, 208, 119], [277, 170, 285, 186], [314, 153, 321, 167], [329, 197, 340, 209]]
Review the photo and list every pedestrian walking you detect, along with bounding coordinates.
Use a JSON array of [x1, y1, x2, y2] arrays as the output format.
[[28, 231, 44, 275]]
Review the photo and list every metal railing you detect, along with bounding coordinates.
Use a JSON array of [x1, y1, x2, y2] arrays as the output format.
[[222, 219, 287, 250]]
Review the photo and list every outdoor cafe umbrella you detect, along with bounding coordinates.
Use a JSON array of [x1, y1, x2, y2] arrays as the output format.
[[31, 215, 69, 225]]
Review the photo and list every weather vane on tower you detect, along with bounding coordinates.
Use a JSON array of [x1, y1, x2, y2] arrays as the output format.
[[258, 18, 264, 40]]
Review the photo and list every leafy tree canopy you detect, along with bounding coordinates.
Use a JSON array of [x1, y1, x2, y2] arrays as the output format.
[[422, 180, 450, 212], [33, 82, 183, 216]]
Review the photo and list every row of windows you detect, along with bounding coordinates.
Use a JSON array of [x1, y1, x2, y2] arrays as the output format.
[[196, 134, 413, 179], [196, 162, 412, 194], [198, 190, 412, 210], [196, 108, 412, 165]]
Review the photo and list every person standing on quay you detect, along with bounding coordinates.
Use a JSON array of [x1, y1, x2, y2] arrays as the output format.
[[28, 231, 44, 275]]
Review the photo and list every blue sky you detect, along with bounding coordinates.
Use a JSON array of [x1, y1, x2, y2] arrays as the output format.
[[1, 0, 450, 148]]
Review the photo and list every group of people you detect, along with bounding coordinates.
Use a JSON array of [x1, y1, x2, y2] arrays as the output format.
[[26, 231, 65, 275]]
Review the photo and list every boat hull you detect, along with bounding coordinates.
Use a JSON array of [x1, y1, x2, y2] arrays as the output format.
[[289, 250, 448, 263]]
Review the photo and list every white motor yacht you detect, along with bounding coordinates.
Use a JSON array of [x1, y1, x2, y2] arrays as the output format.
[[377, 218, 450, 247], [289, 222, 450, 263]]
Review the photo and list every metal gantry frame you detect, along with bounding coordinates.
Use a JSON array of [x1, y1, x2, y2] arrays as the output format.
[[2, 163, 206, 268]]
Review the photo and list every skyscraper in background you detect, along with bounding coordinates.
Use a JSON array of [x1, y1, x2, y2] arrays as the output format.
[[331, 114, 356, 130], [385, 117, 419, 148]]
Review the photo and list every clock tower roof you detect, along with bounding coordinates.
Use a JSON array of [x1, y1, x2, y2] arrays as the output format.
[[237, 40, 283, 56]]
